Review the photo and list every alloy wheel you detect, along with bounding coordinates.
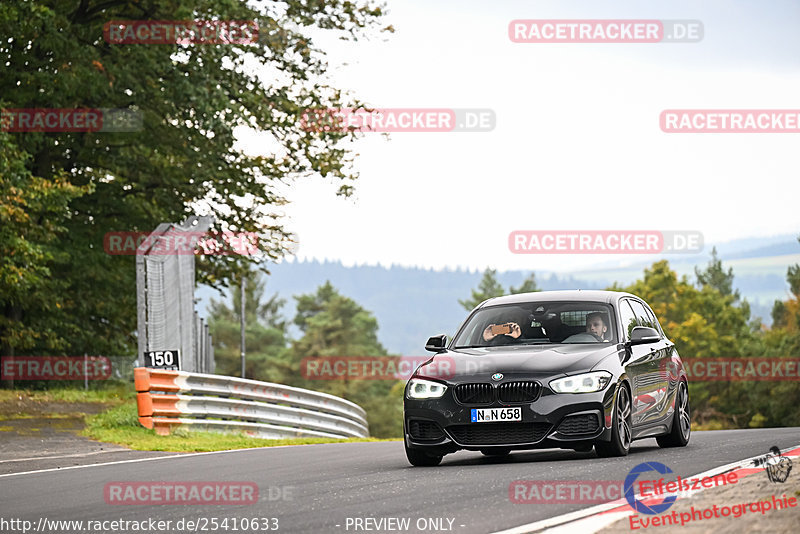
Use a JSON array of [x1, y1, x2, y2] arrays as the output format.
[[617, 386, 632, 449], [677, 382, 691, 440]]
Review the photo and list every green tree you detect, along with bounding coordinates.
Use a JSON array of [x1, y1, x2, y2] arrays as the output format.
[[510, 272, 539, 295], [459, 268, 506, 310], [293, 281, 387, 358], [695, 247, 738, 298], [208, 269, 289, 383], [772, 236, 800, 329], [613, 259, 758, 427], [0, 0, 390, 359], [750, 236, 800, 428], [460, 269, 539, 310], [0, 129, 88, 357], [289, 282, 402, 438], [616, 260, 753, 360]]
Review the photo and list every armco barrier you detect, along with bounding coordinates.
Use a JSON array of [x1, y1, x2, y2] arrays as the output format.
[[134, 368, 369, 439]]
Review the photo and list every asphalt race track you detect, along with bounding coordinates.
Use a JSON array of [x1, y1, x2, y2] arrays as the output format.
[[2, 428, 799, 534]]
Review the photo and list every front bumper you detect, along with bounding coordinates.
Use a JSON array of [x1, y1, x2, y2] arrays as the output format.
[[404, 382, 617, 455]]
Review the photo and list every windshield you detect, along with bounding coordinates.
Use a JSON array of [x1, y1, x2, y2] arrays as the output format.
[[452, 301, 617, 348]]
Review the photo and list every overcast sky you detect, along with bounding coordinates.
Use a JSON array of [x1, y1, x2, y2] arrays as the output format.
[[237, 0, 800, 273]]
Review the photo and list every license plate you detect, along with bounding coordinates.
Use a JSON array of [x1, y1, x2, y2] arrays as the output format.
[[471, 407, 522, 423]]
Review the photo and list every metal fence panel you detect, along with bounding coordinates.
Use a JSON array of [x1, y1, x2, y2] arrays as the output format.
[[136, 217, 214, 372]]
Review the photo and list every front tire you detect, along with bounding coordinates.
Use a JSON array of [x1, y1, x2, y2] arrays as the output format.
[[405, 443, 443, 466], [657, 381, 691, 448], [595, 384, 632, 457]]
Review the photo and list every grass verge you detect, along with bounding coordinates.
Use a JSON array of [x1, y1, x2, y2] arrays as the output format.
[[83, 400, 398, 452]]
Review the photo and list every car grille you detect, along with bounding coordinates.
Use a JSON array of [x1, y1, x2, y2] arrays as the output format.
[[454, 383, 494, 404], [408, 420, 445, 441], [498, 381, 541, 403], [557, 413, 601, 435], [455, 382, 542, 404], [447, 423, 551, 446]]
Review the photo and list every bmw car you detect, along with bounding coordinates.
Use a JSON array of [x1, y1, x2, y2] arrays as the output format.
[[403, 290, 690, 466]]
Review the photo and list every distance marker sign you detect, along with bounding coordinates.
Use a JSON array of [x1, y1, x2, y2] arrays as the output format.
[[143, 350, 181, 370]]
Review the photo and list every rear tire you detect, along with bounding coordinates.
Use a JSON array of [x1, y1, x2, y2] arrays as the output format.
[[405, 443, 443, 466], [657, 381, 691, 448], [595, 384, 632, 458], [481, 448, 511, 457]]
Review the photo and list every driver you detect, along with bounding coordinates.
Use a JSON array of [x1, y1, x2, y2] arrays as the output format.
[[482, 322, 522, 342], [586, 312, 608, 341]]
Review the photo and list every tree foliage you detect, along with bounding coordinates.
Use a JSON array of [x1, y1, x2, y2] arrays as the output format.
[[694, 247, 737, 298], [208, 268, 289, 383], [510, 272, 539, 295], [289, 281, 402, 438], [0, 0, 390, 357], [207, 278, 402, 438], [614, 251, 800, 429], [459, 268, 538, 311]]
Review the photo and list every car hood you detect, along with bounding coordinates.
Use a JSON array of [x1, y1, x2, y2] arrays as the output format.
[[414, 343, 621, 383]]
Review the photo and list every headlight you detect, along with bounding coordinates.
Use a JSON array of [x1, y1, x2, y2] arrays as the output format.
[[550, 371, 612, 393], [406, 378, 448, 399]]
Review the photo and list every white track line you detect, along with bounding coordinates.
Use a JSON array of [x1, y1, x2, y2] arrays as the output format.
[[491, 444, 800, 534], [0, 450, 128, 463], [0, 439, 384, 478]]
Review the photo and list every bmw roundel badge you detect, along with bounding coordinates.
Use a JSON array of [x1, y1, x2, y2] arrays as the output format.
[[491, 373, 503, 381]]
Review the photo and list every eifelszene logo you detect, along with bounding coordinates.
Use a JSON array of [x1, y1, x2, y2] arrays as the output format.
[[624, 462, 677, 515]]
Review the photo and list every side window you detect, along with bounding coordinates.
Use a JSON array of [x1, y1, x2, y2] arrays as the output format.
[[618, 300, 638, 340], [643, 303, 664, 336], [629, 300, 659, 334]]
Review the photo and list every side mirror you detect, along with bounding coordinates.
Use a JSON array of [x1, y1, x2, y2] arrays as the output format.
[[425, 334, 448, 353], [628, 326, 661, 346]]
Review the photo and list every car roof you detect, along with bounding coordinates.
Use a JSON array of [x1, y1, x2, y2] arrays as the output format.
[[478, 289, 636, 308]]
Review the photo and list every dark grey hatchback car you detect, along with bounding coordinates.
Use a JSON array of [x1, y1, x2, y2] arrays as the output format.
[[403, 290, 690, 466]]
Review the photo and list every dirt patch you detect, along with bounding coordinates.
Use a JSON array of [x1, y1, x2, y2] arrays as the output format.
[[0, 392, 108, 418], [0, 391, 178, 474]]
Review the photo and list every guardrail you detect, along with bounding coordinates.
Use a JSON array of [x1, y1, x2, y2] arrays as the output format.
[[134, 368, 369, 439]]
